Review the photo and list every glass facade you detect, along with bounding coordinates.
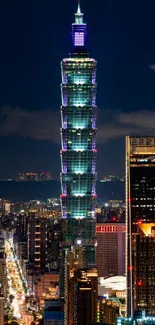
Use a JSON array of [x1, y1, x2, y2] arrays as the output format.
[[60, 35, 97, 221], [60, 4, 97, 303], [126, 136, 155, 316], [133, 228, 155, 315]]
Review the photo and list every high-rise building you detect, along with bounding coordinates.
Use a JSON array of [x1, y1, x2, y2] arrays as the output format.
[[126, 136, 155, 316], [27, 213, 61, 272], [133, 223, 155, 315], [15, 213, 28, 242], [27, 213, 48, 270], [96, 223, 125, 278], [65, 247, 97, 325], [47, 219, 61, 271], [60, 0, 97, 298], [69, 268, 98, 325]]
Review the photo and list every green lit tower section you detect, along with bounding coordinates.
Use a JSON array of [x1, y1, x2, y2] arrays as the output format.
[[60, 1, 97, 268]]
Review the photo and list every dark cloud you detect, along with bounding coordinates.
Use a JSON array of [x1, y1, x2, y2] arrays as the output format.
[[117, 110, 155, 129], [0, 106, 154, 144], [98, 109, 155, 142], [149, 65, 155, 71], [0, 106, 60, 143]]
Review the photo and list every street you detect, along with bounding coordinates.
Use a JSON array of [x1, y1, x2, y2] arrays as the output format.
[[5, 239, 33, 325]]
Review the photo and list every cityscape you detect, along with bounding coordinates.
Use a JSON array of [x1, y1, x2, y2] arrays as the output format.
[[0, 1, 155, 325]]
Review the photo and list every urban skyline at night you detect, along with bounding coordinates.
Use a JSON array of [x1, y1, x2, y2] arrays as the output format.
[[0, 0, 155, 178], [1, 1, 155, 325]]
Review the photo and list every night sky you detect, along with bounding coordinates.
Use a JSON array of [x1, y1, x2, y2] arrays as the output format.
[[0, 0, 155, 179]]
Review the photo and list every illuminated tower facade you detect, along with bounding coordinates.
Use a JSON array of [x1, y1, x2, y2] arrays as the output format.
[[126, 136, 155, 316], [60, 1, 97, 299]]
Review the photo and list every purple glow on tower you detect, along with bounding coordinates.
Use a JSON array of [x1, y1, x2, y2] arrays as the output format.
[[74, 32, 84, 46], [72, 2, 87, 47]]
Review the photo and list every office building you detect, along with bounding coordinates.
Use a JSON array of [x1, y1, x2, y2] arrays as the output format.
[[126, 136, 155, 316], [65, 247, 98, 325], [133, 223, 155, 315], [60, 1, 97, 300], [96, 223, 125, 277], [68, 264, 98, 324], [70, 268, 98, 325]]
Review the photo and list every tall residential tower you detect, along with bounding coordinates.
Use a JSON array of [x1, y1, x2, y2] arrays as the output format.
[[60, 0, 97, 300]]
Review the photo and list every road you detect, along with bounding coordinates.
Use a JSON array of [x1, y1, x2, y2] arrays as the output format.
[[5, 239, 33, 325]]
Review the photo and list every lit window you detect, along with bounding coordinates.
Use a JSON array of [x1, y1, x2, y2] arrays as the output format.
[[74, 32, 84, 46]]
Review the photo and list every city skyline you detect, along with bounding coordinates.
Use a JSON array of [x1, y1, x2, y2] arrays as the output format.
[[3, 2, 155, 324], [0, 0, 155, 178]]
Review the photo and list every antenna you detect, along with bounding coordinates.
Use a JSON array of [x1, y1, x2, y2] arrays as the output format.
[[77, 0, 81, 14]]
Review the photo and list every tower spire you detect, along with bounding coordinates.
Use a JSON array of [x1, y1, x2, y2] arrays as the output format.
[[75, 0, 84, 24], [72, 0, 87, 47], [77, 0, 81, 14]]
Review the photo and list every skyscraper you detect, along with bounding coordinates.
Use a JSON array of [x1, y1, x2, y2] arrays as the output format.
[[126, 136, 155, 316], [133, 223, 155, 315], [69, 268, 98, 325], [60, 0, 97, 299], [96, 223, 125, 278], [27, 213, 48, 270], [66, 247, 98, 325]]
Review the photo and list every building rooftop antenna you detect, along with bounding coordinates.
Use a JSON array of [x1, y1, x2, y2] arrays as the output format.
[[77, 0, 81, 14]]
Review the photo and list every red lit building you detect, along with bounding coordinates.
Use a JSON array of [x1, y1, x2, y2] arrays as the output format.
[[96, 223, 126, 278]]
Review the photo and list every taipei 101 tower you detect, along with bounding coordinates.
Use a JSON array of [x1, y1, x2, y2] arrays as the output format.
[[60, 0, 98, 307]]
